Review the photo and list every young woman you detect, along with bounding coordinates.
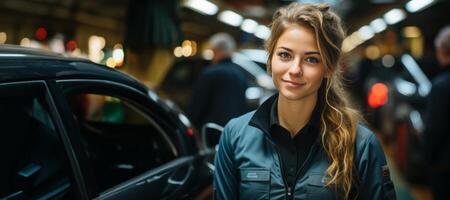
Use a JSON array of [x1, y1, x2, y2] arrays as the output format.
[[213, 3, 396, 200]]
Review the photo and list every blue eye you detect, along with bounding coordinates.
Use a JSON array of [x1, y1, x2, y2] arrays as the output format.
[[305, 57, 320, 63], [277, 52, 291, 60]]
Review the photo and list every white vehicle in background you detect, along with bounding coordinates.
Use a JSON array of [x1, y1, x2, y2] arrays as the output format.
[[232, 49, 276, 107]]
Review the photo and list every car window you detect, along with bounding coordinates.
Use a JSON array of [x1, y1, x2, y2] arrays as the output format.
[[0, 94, 76, 199], [66, 93, 177, 192], [70, 94, 149, 125]]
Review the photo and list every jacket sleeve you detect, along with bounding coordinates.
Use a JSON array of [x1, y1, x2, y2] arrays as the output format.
[[424, 82, 449, 165], [187, 70, 212, 128], [357, 134, 396, 200], [213, 122, 238, 200]]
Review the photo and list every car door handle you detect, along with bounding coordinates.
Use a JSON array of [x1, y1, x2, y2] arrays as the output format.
[[167, 165, 193, 186], [133, 170, 172, 187]]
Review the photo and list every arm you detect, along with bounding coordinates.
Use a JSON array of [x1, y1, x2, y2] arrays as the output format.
[[213, 123, 238, 200], [357, 134, 396, 200], [423, 83, 449, 165], [187, 71, 212, 128]]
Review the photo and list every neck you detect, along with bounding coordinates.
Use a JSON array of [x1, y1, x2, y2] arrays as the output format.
[[212, 53, 229, 64], [277, 93, 317, 137], [444, 60, 450, 68]]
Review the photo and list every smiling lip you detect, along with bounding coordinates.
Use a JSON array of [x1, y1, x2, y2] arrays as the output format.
[[282, 79, 306, 87]]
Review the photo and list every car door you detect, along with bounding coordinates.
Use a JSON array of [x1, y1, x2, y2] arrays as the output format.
[[0, 80, 87, 199], [50, 79, 196, 199]]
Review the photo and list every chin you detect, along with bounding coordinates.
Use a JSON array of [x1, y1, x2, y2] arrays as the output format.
[[279, 87, 320, 102], [279, 90, 307, 101]]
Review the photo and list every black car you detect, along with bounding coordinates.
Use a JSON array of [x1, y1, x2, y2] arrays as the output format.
[[0, 45, 212, 199]]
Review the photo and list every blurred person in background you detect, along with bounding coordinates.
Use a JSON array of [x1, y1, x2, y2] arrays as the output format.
[[424, 25, 450, 200], [187, 32, 248, 129], [213, 3, 395, 199]]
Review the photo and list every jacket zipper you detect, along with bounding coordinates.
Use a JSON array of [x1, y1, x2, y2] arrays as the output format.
[[270, 140, 291, 200], [264, 132, 319, 199], [289, 142, 319, 199], [287, 186, 293, 199]]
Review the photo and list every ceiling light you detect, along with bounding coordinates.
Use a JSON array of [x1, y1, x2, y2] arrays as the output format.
[[218, 10, 243, 27], [383, 9, 406, 25], [358, 25, 375, 41], [254, 25, 270, 40], [342, 32, 364, 53], [184, 0, 218, 15], [241, 19, 259, 33], [370, 18, 387, 33], [406, 0, 434, 13]]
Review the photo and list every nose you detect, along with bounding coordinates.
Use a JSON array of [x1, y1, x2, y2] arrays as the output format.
[[288, 59, 303, 76]]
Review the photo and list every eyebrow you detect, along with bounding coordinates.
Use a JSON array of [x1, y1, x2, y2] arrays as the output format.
[[305, 51, 320, 55], [277, 47, 293, 52], [277, 47, 320, 55]]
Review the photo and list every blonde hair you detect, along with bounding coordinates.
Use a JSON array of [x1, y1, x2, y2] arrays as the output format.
[[265, 3, 361, 198]]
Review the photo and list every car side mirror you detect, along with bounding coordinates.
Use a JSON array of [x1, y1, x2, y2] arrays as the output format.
[[201, 123, 223, 151]]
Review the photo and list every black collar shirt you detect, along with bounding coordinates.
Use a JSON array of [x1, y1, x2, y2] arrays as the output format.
[[268, 97, 321, 187]]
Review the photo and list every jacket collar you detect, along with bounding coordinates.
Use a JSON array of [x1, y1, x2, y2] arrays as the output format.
[[249, 93, 322, 137], [269, 95, 279, 128], [249, 94, 277, 135], [443, 64, 450, 73], [217, 57, 233, 65]]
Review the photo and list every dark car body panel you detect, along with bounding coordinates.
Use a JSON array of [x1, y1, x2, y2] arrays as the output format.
[[0, 45, 209, 199]]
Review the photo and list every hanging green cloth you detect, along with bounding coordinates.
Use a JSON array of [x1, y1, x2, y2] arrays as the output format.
[[125, 0, 183, 51]]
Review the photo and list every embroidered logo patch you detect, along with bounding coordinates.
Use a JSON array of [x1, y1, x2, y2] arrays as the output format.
[[246, 172, 258, 179], [240, 168, 270, 181]]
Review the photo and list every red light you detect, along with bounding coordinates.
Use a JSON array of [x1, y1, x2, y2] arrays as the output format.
[[368, 83, 388, 108], [66, 40, 77, 51], [35, 27, 47, 41], [186, 128, 194, 137]]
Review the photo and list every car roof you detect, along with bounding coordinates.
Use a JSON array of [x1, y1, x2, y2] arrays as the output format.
[[0, 45, 147, 94], [0, 44, 85, 61]]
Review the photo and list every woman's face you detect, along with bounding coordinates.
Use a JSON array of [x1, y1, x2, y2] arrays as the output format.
[[271, 24, 326, 102]]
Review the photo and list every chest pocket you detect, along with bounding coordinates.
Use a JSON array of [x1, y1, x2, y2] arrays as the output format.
[[239, 168, 270, 200], [306, 174, 335, 200]]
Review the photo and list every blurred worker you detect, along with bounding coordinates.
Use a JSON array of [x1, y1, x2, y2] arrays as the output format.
[[424, 25, 450, 200], [187, 32, 248, 129]]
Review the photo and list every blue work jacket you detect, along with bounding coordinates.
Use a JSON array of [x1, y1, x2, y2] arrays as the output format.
[[213, 97, 396, 200]]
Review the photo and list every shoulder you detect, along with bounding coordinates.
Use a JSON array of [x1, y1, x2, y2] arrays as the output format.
[[355, 123, 376, 144], [354, 123, 387, 163], [221, 111, 258, 143], [354, 124, 395, 199], [427, 72, 450, 103], [202, 64, 235, 77], [223, 111, 256, 134], [432, 71, 450, 90], [200, 65, 219, 76]]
